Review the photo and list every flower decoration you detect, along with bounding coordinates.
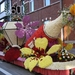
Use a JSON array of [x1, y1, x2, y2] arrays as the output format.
[[0, 33, 9, 51], [15, 15, 39, 40], [5, 47, 21, 62], [70, 4, 75, 16], [20, 37, 62, 71], [57, 48, 75, 62], [12, 15, 22, 21], [62, 4, 75, 27]]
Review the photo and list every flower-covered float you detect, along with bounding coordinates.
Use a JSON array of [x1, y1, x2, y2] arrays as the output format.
[[20, 4, 75, 72], [1, 3, 75, 75]]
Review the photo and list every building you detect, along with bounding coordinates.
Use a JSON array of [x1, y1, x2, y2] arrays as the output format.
[[0, 0, 11, 21], [0, 0, 75, 46], [0, 0, 74, 23]]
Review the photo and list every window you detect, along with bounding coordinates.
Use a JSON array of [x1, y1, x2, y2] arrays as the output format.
[[0, 1, 5, 12], [44, 0, 50, 6], [22, 0, 34, 14], [22, 0, 25, 14], [22, 1, 29, 14], [30, 0, 34, 12]]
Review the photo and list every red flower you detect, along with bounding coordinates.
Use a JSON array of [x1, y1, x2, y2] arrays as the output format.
[[5, 47, 21, 62]]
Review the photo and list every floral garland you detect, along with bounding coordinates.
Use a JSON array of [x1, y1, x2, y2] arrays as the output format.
[[62, 4, 75, 28]]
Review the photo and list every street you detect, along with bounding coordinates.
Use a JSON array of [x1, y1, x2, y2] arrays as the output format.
[[0, 60, 35, 75]]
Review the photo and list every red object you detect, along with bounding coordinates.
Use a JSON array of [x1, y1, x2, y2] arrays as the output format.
[[25, 25, 58, 49], [0, 38, 9, 51], [5, 47, 21, 62], [0, 54, 72, 75], [33, 67, 70, 75]]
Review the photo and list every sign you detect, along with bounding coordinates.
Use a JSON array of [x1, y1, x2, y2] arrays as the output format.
[[11, 6, 21, 14]]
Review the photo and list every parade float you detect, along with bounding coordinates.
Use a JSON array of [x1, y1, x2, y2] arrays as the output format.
[[0, 4, 75, 75]]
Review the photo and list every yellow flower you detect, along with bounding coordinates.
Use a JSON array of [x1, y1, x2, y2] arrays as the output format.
[[70, 4, 75, 16], [0, 33, 4, 41], [21, 37, 62, 71], [35, 37, 48, 50], [65, 43, 73, 50], [46, 44, 62, 55], [38, 55, 53, 68], [20, 47, 34, 55], [24, 57, 38, 72]]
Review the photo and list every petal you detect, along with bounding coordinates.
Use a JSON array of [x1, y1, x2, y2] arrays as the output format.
[[15, 23, 22, 29], [35, 37, 48, 50], [65, 43, 73, 50], [70, 4, 75, 16], [29, 29, 35, 34], [24, 57, 36, 69], [20, 47, 34, 55], [25, 32, 31, 40], [15, 29, 25, 38], [29, 58, 38, 72], [27, 29, 35, 36], [46, 44, 61, 55], [24, 57, 32, 69], [22, 15, 30, 26], [25, 29, 35, 40], [38, 55, 53, 68]]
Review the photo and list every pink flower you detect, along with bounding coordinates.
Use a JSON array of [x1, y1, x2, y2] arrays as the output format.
[[15, 15, 39, 40]]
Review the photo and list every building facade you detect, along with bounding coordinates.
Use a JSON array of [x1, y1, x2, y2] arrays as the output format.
[[0, 0, 74, 23], [0, 0, 11, 21], [0, 0, 75, 45]]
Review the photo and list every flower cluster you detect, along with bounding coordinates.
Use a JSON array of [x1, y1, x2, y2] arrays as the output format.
[[20, 37, 62, 71], [62, 4, 75, 27], [12, 15, 22, 21], [15, 15, 39, 40], [57, 49, 75, 62]]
